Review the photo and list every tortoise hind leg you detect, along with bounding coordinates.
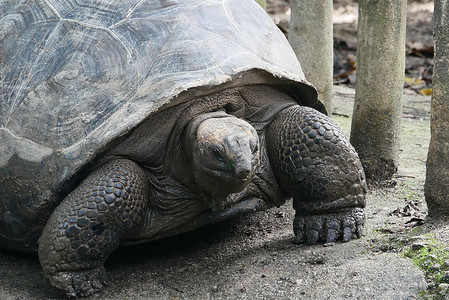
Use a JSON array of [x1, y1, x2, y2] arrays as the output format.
[[266, 105, 367, 244], [38, 158, 150, 298]]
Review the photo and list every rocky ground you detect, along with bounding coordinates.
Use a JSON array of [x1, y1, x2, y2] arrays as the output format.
[[1, 1, 445, 300]]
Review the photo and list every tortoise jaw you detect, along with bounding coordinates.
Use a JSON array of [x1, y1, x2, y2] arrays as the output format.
[[210, 198, 226, 212], [201, 172, 254, 212]]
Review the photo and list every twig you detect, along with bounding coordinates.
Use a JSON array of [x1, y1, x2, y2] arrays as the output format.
[[331, 112, 350, 118], [393, 174, 416, 179], [160, 282, 184, 293]]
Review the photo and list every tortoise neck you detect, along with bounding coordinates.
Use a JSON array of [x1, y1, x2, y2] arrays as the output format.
[[164, 88, 248, 205]]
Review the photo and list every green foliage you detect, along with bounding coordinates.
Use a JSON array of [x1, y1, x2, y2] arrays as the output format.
[[397, 182, 421, 201], [402, 236, 449, 298], [403, 237, 448, 276], [254, 0, 266, 10]]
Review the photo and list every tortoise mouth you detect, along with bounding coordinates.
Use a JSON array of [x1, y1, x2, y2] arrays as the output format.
[[198, 165, 255, 211], [200, 164, 254, 186], [210, 182, 268, 212]]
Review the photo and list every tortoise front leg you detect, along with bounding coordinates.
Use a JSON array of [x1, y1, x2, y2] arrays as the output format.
[[266, 105, 367, 244], [38, 158, 150, 298]]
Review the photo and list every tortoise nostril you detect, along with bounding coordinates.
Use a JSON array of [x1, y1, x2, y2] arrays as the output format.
[[235, 168, 250, 180]]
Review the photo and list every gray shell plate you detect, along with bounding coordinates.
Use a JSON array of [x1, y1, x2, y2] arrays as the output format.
[[0, 0, 320, 248]]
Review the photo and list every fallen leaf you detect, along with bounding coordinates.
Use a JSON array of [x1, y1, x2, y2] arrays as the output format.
[[420, 88, 432, 96], [405, 77, 425, 85]]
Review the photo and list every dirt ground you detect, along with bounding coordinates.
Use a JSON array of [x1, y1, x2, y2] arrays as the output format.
[[0, 89, 432, 300], [0, 1, 442, 299], [0, 88, 431, 300]]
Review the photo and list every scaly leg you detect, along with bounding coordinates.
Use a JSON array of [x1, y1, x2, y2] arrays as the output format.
[[266, 105, 367, 244], [38, 159, 149, 297]]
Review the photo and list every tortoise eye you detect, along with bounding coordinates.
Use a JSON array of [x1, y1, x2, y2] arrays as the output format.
[[211, 147, 225, 162], [251, 140, 259, 153], [252, 144, 259, 153]]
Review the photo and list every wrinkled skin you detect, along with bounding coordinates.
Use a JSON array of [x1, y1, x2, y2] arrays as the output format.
[[0, 0, 366, 297], [37, 86, 366, 298], [189, 114, 260, 210]]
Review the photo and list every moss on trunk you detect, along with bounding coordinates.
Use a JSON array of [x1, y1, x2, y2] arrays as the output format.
[[255, 0, 266, 10], [350, 0, 407, 182], [425, 0, 449, 216]]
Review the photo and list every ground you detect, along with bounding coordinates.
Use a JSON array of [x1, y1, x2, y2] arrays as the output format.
[[0, 87, 431, 300], [0, 1, 444, 299]]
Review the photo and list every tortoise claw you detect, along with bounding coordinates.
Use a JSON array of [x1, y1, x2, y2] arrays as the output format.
[[356, 225, 364, 238], [293, 207, 365, 245], [325, 228, 338, 244], [342, 227, 352, 242], [306, 229, 319, 244], [47, 266, 108, 298]]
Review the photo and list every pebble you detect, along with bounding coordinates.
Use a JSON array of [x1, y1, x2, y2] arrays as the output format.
[[410, 242, 428, 251], [430, 263, 442, 272], [439, 283, 449, 294]]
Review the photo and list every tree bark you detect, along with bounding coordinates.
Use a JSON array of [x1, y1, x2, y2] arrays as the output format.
[[289, 0, 333, 113], [350, 0, 407, 181], [425, 0, 449, 216]]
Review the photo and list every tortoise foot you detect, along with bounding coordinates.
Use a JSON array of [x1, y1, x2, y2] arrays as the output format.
[[38, 158, 150, 297], [293, 207, 365, 244], [48, 266, 108, 298]]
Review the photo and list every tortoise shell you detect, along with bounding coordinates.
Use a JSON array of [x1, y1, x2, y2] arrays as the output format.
[[0, 0, 322, 251]]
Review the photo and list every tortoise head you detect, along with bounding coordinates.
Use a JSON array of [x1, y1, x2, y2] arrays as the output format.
[[186, 113, 260, 210]]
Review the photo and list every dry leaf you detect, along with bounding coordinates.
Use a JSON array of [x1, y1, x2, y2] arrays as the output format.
[[420, 88, 432, 96], [405, 77, 425, 85]]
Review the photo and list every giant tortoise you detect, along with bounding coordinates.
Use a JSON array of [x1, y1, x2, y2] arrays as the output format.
[[0, 0, 367, 297]]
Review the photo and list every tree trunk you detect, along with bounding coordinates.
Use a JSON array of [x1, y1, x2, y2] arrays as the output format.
[[350, 0, 407, 181], [255, 0, 266, 10], [425, 0, 449, 216], [289, 0, 333, 113]]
